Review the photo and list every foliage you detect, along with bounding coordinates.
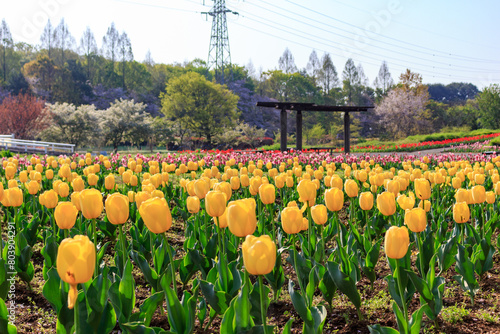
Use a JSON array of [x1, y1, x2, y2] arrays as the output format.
[[375, 70, 430, 139], [477, 84, 500, 129], [160, 71, 239, 146], [0, 93, 48, 139], [41, 102, 100, 148], [100, 99, 153, 150]]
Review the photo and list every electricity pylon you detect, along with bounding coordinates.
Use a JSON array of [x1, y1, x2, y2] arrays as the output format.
[[203, 0, 238, 83]]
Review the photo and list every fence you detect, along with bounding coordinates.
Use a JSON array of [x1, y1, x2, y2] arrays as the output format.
[[0, 134, 75, 155]]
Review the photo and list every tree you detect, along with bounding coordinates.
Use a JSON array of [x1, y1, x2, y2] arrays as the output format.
[[375, 70, 430, 138], [447, 99, 480, 130], [79, 27, 98, 81], [160, 71, 239, 146], [102, 23, 120, 66], [40, 20, 55, 59], [318, 53, 338, 94], [306, 50, 321, 81], [342, 58, 358, 104], [100, 99, 153, 150], [0, 93, 48, 139], [0, 19, 13, 85], [373, 61, 394, 97], [53, 18, 75, 66], [278, 48, 297, 74], [428, 82, 479, 104], [22, 55, 58, 100], [41, 102, 100, 147], [118, 32, 133, 89], [477, 84, 500, 129]]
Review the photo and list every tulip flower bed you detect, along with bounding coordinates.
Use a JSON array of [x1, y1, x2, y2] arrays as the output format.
[[1, 150, 500, 334]]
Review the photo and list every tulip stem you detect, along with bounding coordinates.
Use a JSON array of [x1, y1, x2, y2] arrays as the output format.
[[416, 232, 425, 277], [163, 232, 177, 294], [259, 275, 269, 334], [267, 204, 275, 241], [307, 206, 314, 256], [292, 233, 307, 307], [51, 211, 57, 242], [118, 224, 127, 274], [64, 229, 69, 239], [92, 218, 98, 278], [480, 203, 485, 239], [74, 286, 80, 333], [395, 259, 408, 332]]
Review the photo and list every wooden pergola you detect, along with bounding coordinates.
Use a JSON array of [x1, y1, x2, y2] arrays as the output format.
[[256, 102, 373, 153]]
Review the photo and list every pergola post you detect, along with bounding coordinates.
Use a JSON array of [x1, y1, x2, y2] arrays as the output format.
[[296, 110, 302, 151], [280, 107, 287, 152], [344, 112, 350, 154]]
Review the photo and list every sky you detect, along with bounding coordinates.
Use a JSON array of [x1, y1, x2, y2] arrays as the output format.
[[3, 0, 500, 89]]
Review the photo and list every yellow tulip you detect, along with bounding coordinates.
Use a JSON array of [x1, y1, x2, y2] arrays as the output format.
[[397, 193, 415, 210], [42, 189, 58, 209], [474, 173, 485, 185], [5, 187, 22, 207], [205, 191, 227, 217], [297, 179, 317, 205], [386, 180, 400, 197], [281, 207, 303, 234], [453, 202, 470, 224], [58, 182, 70, 198], [240, 174, 250, 187], [27, 180, 40, 195], [151, 190, 164, 199], [384, 226, 410, 259], [105, 193, 129, 225], [5, 165, 16, 180], [311, 204, 327, 225], [135, 191, 152, 209], [486, 191, 495, 204], [214, 182, 232, 201], [71, 191, 81, 211], [227, 198, 257, 237], [130, 175, 138, 187], [451, 177, 462, 189], [87, 173, 98, 186], [105, 174, 115, 190], [19, 170, 28, 183], [55, 202, 78, 229], [230, 176, 240, 190], [414, 178, 431, 200], [418, 199, 431, 212], [259, 183, 275, 205], [249, 176, 262, 196], [7, 179, 18, 189], [139, 197, 172, 233], [79, 188, 103, 219], [285, 176, 294, 188], [455, 188, 472, 205], [71, 177, 85, 192], [377, 191, 396, 216], [56, 235, 95, 309], [242, 235, 276, 275], [359, 192, 374, 211], [187, 196, 201, 214], [404, 208, 426, 233], [471, 185, 486, 204], [344, 179, 359, 198], [215, 208, 228, 228], [325, 187, 344, 212]]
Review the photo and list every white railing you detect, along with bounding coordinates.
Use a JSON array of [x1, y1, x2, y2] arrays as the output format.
[[0, 135, 75, 154]]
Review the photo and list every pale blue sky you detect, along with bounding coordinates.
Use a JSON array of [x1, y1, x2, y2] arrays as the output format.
[[4, 0, 500, 88]]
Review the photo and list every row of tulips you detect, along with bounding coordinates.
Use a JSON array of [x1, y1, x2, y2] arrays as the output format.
[[0, 151, 499, 333]]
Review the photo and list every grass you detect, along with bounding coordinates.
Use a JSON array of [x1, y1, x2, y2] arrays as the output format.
[[476, 309, 500, 323], [441, 303, 470, 324]]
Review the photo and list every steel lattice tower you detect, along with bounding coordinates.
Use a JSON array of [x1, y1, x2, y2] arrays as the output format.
[[203, 0, 237, 83]]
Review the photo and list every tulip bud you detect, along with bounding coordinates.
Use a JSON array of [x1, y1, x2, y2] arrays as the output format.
[[105, 193, 129, 225], [71, 191, 81, 211], [57, 235, 95, 309], [359, 192, 374, 211], [227, 198, 257, 237], [377, 191, 396, 216], [43, 189, 59, 209], [297, 179, 317, 203], [242, 235, 276, 275], [397, 193, 415, 211], [453, 202, 470, 224], [384, 226, 410, 259]]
